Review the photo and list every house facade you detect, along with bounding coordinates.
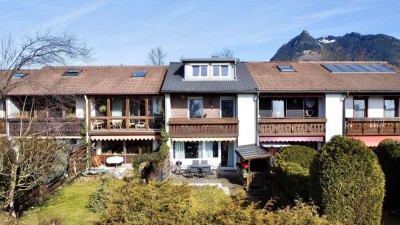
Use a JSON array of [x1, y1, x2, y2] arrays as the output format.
[[162, 58, 258, 169], [245, 61, 400, 148]]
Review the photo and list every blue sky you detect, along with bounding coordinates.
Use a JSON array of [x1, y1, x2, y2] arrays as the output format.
[[1, 0, 399, 65]]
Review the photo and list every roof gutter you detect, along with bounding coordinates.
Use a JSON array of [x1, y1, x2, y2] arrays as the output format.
[[341, 91, 350, 135]]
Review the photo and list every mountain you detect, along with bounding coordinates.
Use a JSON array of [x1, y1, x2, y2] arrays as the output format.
[[271, 30, 400, 67]]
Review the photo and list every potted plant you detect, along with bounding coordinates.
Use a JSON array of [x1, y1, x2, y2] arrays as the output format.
[[99, 105, 106, 113]]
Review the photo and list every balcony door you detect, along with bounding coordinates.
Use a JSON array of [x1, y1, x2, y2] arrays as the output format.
[[221, 97, 235, 118]]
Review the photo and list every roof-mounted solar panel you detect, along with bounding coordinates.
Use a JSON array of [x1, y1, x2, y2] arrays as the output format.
[[12, 73, 27, 78], [323, 64, 395, 73], [63, 69, 82, 76], [277, 65, 295, 72], [132, 70, 147, 77]]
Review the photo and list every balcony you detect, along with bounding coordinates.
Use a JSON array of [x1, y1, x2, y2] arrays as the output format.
[[0, 119, 5, 135], [168, 118, 239, 138], [258, 118, 326, 136], [346, 118, 400, 135], [8, 118, 84, 137]]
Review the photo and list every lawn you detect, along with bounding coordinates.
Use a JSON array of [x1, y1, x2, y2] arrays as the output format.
[[19, 177, 105, 225], [15, 177, 233, 225]]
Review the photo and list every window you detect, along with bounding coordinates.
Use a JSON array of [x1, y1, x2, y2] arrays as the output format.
[[212, 65, 229, 77], [272, 99, 285, 117], [200, 65, 207, 77], [184, 141, 202, 159], [213, 65, 219, 77], [12, 73, 27, 78], [221, 65, 228, 76], [259, 97, 319, 118], [221, 99, 234, 117], [193, 66, 200, 76], [63, 69, 82, 76], [354, 98, 367, 117], [323, 64, 395, 73], [189, 98, 203, 118], [132, 70, 147, 77], [286, 98, 303, 117], [384, 98, 397, 117], [277, 65, 295, 72]]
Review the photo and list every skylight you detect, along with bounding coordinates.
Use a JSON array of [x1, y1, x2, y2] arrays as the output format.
[[63, 69, 82, 76], [277, 65, 295, 72], [132, 70, 147, 77], [12, 73, 27, 78], [322, 64, 395, 73]]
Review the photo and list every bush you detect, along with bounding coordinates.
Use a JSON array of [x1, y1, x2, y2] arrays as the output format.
[[310, 135, 385, 225], [273, 145, 317, 201], [88, 176, 112, 213], [375, 139, 400, 209], [277, 145, 317, 169]]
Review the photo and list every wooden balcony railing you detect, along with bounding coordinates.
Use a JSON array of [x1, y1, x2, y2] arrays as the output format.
[[0, 119, 5, 135], [346, 118, 400, 135], [8, 118, 84, 137], [168, 118, 238, 138], [258, 118, 326, 136]]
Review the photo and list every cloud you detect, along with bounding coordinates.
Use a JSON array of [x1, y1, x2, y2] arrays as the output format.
[[0, 10, 27, 20], [41, 0, 109, 29]]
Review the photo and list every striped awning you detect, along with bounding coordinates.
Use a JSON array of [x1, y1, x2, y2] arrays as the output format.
[[171, 137, 237, 142], [349, 136, 400, 147], [90, 135, 159, 141], [259, 136, 324, 142], [235, 144, 270, 160]]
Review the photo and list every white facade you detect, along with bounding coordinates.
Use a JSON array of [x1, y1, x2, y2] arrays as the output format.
[[183, 62, 235, 80], [237, 94, 257, 145], [325, 94, 344, 142], [75, 97, 85, 118]]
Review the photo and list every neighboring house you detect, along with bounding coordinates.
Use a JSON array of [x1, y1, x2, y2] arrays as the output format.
[[245, 61, 400, 148], [2, 65, 167, 164], [162, 58, 258, 169]]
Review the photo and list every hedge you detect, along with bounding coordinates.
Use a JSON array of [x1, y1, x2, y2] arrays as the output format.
[[273, 145, 317, 201], [310, 135, 385, 225], [375, 139, 400, 209]]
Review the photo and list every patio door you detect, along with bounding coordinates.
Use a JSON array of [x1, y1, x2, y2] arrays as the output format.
[[221, 141, 235, 168]]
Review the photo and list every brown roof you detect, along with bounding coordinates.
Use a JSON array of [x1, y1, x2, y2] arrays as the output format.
[[6, 65, 167, 95], [245, 61, 400, 93]]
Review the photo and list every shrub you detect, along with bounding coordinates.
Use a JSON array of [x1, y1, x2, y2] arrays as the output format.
[[273, 145, 317, 201], [88, 176, 112, 213], [277, 145, 317, 169], [375, 139, 400, 209], [310, 135, 385, 225]]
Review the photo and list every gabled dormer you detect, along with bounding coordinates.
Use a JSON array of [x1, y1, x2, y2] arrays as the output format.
[[182, 58, 238, 81]]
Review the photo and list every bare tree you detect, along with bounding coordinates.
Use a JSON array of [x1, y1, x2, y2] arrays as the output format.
[[0, 30, 91, 217], [147, 46, 167, 65], [0, 30, 92, 103], [215, 48, 234, 58]]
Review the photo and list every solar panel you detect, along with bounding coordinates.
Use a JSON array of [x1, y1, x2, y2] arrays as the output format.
[[371, 65, 394, 72], [12, 73, 27, 78], [277, 65, 295, 72], [323, 64, 395, 73], [132, 70, 147, 77], [63, 69, 82, 76]]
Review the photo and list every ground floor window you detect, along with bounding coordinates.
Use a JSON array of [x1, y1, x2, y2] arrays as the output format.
[[101, 141, 123, 154], [221, 141, 234, 167], [126, 140, 152, 154]]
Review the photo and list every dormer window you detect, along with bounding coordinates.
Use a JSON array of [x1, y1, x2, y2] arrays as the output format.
[[213, 65, 229, 77], [12, 73, 27, 78], [192, 65, 207, 77]]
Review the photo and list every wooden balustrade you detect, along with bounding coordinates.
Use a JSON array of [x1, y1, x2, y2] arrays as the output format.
[[8, 118, 84, 136], [346, 118, 400, 135], [258, 118, 326, 136], [168, 118, 238, 138], [0, 119, 5, 135]]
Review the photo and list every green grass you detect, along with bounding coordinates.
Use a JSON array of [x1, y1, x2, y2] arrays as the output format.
[[19, 177, 111, 225], [190, 186, 232, 214]]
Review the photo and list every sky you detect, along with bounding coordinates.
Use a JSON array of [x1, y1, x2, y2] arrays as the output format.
[[1, 0, 399, 66]]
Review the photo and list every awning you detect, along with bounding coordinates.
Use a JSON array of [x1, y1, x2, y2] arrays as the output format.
[[91, 135, 160, 141], [235, 144, 270, 160], [172, 137, 237, 142], [349, 136, 400, 147], [259, 136, 324, 142]]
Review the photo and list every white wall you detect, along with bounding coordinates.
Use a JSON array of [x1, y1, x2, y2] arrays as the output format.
[[0, 103, 3, 118], [368, 96, 384, 117], [237, 94, 256, 145], [164, 94, 173, 161], [344, 96, 353, 118], [75, 97, 85, 118], [325, 94, 344, 141]]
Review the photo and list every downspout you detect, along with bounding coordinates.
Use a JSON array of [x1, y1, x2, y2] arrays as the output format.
[[255, 90, 260, 147], [84, 95, 90, 169], [341, 91, 350, 135]]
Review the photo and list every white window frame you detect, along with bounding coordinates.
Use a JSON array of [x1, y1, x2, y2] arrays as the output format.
[[191, 64, 209, 78], [187, 96, 204, 118], [220, 96, 235, 118], [210, 63, 231, 79]]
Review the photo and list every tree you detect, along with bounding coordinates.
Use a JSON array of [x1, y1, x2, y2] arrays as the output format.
[[0, 30, 91, 217], [0, 30, 92, 103], [147, 46, 167, 66], [216, 48, 234, 58]]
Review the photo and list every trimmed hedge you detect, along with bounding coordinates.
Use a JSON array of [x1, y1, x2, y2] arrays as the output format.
[[375, 139, 400, 209], [273, 145, 317, 201], [310, 135, 385, 225]]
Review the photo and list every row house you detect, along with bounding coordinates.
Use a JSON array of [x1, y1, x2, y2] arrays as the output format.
[[246, 61, 400, 148], [162, 58, 258, 169], [1, 66, 167, 164]]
